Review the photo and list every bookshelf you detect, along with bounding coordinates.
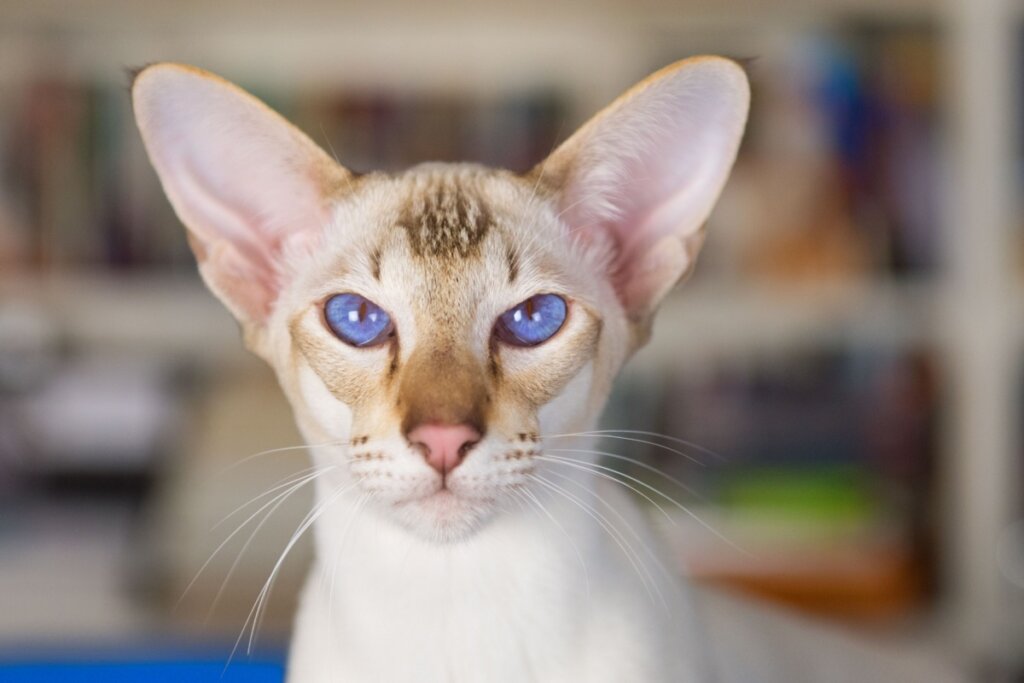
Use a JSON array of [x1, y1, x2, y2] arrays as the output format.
[[0, 0, 1020, 670], [941, 0, 1021, 663]]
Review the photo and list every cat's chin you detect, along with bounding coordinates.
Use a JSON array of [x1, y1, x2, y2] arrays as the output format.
[[389, 489, 498, 543]]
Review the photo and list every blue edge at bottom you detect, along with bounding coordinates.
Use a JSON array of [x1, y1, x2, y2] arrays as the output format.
[[0, 660, 285, 682]]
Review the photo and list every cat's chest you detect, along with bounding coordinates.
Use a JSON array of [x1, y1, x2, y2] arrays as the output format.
[[291, 499, 691, 682], [320, 508, 591, 638], [290, 564, 687, 683], [294, 534, 586, 681]]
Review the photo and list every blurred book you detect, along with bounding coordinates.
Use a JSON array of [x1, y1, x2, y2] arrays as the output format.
[[704, 24, 942, 284], [0, 79, 564, 273], [602, 346, 938, 618]]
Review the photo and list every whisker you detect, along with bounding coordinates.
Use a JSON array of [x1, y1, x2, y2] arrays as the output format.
[[206, 469, 343, 624], [249, 484, 352, 654], [512, 487, 591, 599], [214, 454, 359, 531], [544, 432, 707, 467], [544, 447, 703, 500], [226, 480, 351, 665], [328, 492, 370, 682], [212, 465, 322, 531], [176, 467, 335, 613], [544, 469, 678, 596], [530, 473, 660, 604], [539, 454, 749, 556], [546, 429, 727, 464], [535, 455, 674, 525], [217, 437, 351, 476]]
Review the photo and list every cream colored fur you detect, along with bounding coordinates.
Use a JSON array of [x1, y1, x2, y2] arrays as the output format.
[[131, 58, 961, 683]]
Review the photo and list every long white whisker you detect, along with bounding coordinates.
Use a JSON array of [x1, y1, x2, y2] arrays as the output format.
[[530, 473, 659, 604], [217, 438, 350, 475], [514, 487, 591, 599], [206, 469, 341, 623], [176, 467, 335, 612], [539, 454, 748, 555], [546, 429, 727, 463], [328, 492, 370, 682], [544, 433, 705, 466], [212, 465, 323, 531], [249, 483, 352, 654], [544, 469, 677, 593], [545, 447, 703, 499], [536, 454, 675, 525], [215, 454, 359, 529], [541, 466, 679, 610], [224, 481, 349, 667]]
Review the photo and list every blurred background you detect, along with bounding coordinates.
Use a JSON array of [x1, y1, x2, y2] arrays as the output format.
[[0, 0, 1021, 679]]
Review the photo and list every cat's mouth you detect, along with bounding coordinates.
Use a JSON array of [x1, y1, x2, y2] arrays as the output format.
[[392, 485, 498, 529], [401, 487, 492, 509], [387, 489, 477, 537]]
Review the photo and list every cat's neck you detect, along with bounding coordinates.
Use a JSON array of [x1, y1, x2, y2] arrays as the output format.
[[290, 444, 700, 681]]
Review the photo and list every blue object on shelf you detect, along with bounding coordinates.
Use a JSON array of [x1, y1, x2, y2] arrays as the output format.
[[0, 661, 284, 682]]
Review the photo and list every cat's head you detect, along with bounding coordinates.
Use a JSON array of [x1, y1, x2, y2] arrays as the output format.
[[132, 59, 748, 541]]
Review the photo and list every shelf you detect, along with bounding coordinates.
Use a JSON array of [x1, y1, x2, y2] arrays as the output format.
[[633, 279, 942, 372], [0, 271, 969, 367], [0, 0, 943, 31], [0, 2, 941, 95], [0, 271, 245, 367]]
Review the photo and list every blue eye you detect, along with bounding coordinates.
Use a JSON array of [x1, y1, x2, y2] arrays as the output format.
[[324, 293, 394, 347], [495, 294, 568, 346]]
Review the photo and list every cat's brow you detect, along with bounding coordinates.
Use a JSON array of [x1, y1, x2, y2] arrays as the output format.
[[397, 179, 493, 259], [369, 245, 382, 281], [505, 243, 519, 284]]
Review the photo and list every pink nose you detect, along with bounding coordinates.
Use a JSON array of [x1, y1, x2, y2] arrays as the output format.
[[407, 423, 481, 475]]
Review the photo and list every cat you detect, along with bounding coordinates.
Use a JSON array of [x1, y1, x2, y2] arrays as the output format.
[[131, 58, 960, 683]]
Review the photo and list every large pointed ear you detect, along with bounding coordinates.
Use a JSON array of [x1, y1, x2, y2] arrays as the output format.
[[537, 56, 749, 331], [132, 63, 350, 331]]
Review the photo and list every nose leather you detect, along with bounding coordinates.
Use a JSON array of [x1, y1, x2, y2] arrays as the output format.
[[407, 423, 481, 475]]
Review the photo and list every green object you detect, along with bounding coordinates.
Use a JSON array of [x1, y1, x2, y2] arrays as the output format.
[[719, 466, 874, 526]]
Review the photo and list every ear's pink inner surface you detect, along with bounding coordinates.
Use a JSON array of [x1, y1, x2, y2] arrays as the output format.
[[407, 423, 481, 475]]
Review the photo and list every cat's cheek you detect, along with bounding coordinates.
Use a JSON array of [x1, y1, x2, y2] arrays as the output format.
[[294, 362, 354, 443], [537, 361, 596, 436]]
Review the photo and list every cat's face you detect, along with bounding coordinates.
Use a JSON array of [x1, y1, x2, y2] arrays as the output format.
[[269, 165, 619, 539], [132, 59, 749, 541]]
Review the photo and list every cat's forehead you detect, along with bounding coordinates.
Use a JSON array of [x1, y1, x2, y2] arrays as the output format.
[[302, 161, 614, 319], [396, 166, 499, 260], [339, 163, 550, 260], [304, 163, 575, 324]]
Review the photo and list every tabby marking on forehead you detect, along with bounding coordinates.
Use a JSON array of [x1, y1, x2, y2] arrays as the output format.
[[397, 173, 494, 259]]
